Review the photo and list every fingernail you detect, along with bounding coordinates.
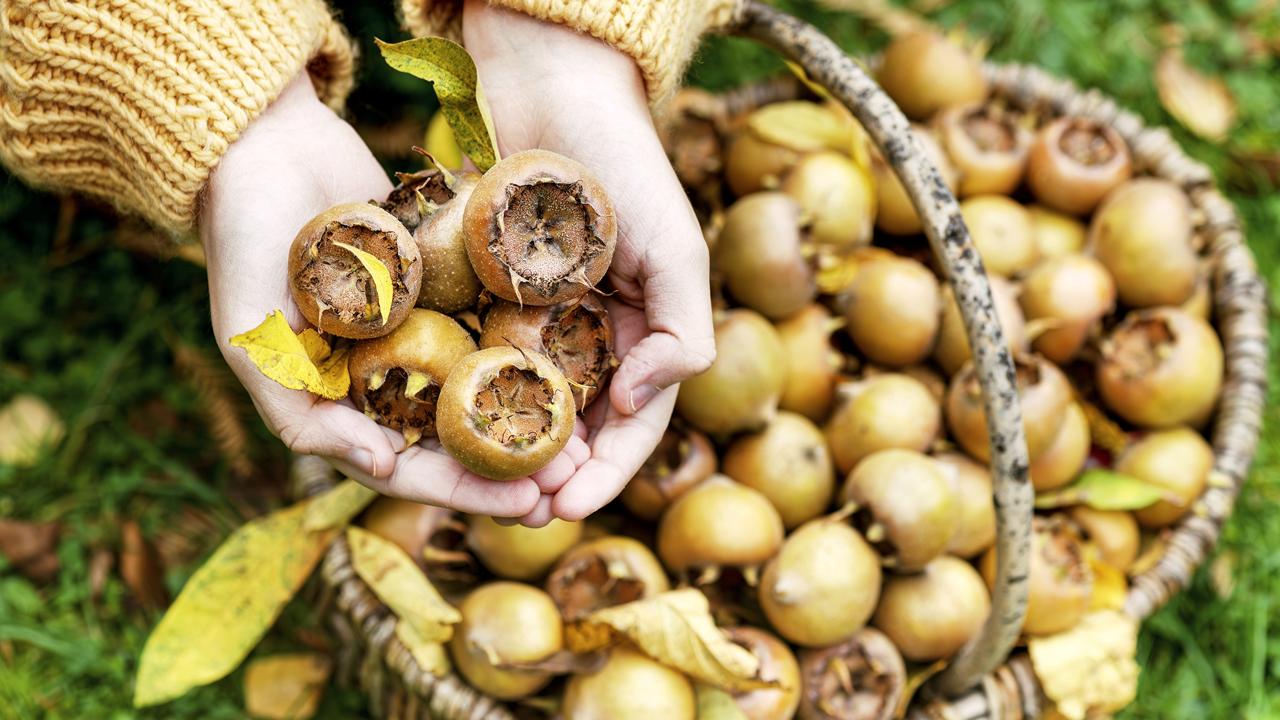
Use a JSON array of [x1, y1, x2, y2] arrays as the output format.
[[347, 448, 375, 476], [629, 383, 660, 412]]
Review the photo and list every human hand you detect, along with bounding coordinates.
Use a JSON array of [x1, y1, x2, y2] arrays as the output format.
[[201, 73, 586, 516], [462, 1, 717, 525]]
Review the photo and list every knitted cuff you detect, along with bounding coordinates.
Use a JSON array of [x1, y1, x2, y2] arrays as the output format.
[[399, 0, 742, 107], [0, 0, 357, 233]]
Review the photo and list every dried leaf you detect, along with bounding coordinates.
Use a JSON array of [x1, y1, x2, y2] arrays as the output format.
[[748, 101, 856, 154], [302, 480, 377, 532], [347, 526, 460, 643], [424, 112, 464, 171], [0, 394, 64, 467], [0, 518, 60, 583], [1034, 469, 1170, 511], [1209, 550, 1237, 599], [696, 684, 749, 720], [1155, 48, 1237, 142], [330, 241, 394, 326], [816, 0, 934, 37], [243, 653, 332, 720], [1028, 610, 1140, 719], [134, 492, 342, 707], [569, 589, 768, 693], [377, 38, 501, 172], [395, 622, 452, 677], [121, 521, 169, 610], [895, 659, 946, 718], [1086, 548, 1127, 611], [229, 311, 350, 400]]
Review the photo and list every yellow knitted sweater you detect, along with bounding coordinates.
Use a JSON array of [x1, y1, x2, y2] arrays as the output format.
[[0, 0, 740, 233]]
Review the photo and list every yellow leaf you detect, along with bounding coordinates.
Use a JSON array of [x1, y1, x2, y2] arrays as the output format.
[[395, 622, 452, 677], [424, 111, 464, 171], [331, 242, 394, 326], [229, 311, 350, 400], [1086, 548, 1128, 611], [1155, 48, 1237, 142], [696, 684, 749, 720], [1028, 610, 1140, 720], [895, 659, 947, 717], [302, 480, 378, 532], [243, 653, 332, 720], [570, 589, 768, 693], [0, 394, 64, 467], [346, 526, 461, 643], [748, 101, 857, 154], [134, 495, 340, 707], [377, 37, 501, 172]]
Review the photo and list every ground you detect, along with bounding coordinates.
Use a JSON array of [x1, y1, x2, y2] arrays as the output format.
[[0, 1, 1276, 718]]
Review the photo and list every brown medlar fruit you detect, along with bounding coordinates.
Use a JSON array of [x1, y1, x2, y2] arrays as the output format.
[[715, 192, 817, 319], [1089, 177, 1198, 308], [775, 304, 844, 422], [656, 475, 785, 581], [448, 581, 563, 700], [877, 31, 988, 120], [843, 255, 940, 366], [464, 514, 582, 581], [959, 194, 1039, 277], [620, 425, 717, 521], [933, 275, 1026, 376], [824, 373, 941, 475], [1019, 254, 1116, 364], [935, 103, 1031, 197], [841, 449, 958, 572], [545, 535, 671, 621], [946, 353, 1072, 463], [288, 202, 422, 339], [676, 309, 786, 436], [873, 556, 990, 661], [723, 412, 836, 530], [797, 628, 906, 720], [726, 627, 802, 720], [1116, 427, 1214, 528], [381, 167, 455, 232], [462, 149, 616, 305], [982, 515, 1092, 636], [1028, 402, 1091, 492], [562, 646, 696, 720], [660, 87, 725, 194], [413, 173, 484, 313], [1070, 506, 1140, 572], [781, 151, 876, 251], [1026, 116, 1132, 215], [934, 452, 997, 558], [435, 346, 576, 481], [348, 309, 477, 446]]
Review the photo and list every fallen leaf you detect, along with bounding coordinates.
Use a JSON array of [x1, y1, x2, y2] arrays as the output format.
[[747, 101, 857, 154], [134, 491, 344, 707], [330, 242, 393, 326], [1155, 48, 1237, 142], [1028, 610, 1140, 719], [229, 311, 350, 400], [568, 588, 768, 693], [302, 480, 378, 532], [1086, 548, 1127, 611], [1209, 550, 1237, 600], [697, 684, 750, 720], [895, 659, 946, 718], [424, 112, 463, 170], [0, 518, 60, 583], [1034, 469, 1170, 511], [121, 521, 169, 610], [243, 653, 332, 720], [377, 38, 501, 172], [88, 548, 114, 600], [347, 526, 460, 643], [395, 622, 452, 677], [0, 395, 64, 467]]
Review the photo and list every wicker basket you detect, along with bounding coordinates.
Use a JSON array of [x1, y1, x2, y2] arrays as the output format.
[[293, 2, 1269, 718]]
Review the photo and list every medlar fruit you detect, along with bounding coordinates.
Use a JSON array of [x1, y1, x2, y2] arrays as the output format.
[[933, 275, 1026, 376], [841, 448, 958, 571], [935, 103, 1031, 197], [381, 167, 455, 232], [1028, 204, 1087, 259], [413, 172, 484, 313], [797, 628, 905, 720], [1028, 402, 1091, 492], [959, 194, 1039, 277], [1116, 427, 1214, 528], [676, 309, 786, 436], [775, 304, 844, 422], [620, 425, 717, 521], [715, 192, 817, 320], [1026, 116, 1132, 215], [724, 124, 802, 197], [877, 31, 988, 120], [983, 515, 1092, 636], [723, 412, 836, 530], [562, 646, 696, 720], [843, 255, 940, 366], [781, 151, 876, 251], [360, 497, 452, 560], [725, 627, 802, 720], [872, 556, 990, 661], [1019, 254, 1116, 364], [1089, 177, 1198, 308], [656, 475, 785, 580], [546, 536, 671, 621], [1070, 506, 1140, 572], [465, 514, 582, 581], [946, 353, 1072, 463], [934, 452, 997, 559], [448, 581, 563, 700], [824, 373, 941, 475]]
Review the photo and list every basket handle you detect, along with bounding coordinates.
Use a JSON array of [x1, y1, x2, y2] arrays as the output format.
[[729, 1, 1034, 696]]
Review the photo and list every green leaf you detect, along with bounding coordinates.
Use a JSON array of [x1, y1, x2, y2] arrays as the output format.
[[376, 37, 501, 172], [1034, 469, 1171, 511]]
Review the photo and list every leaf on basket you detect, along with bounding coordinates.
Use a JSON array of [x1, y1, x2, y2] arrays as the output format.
[[696, 684, 749, 720], [1033, 469, 1170, 512], [894, 659, 947, 718], [568, 588, 769, 692], [134, 493, 342, 707], [1155, 48, 1237, 142], [229, 311, 350, 400], [395, 622, 452, 677], [1028, 610, 1140, 720], [347, 526, 461, 643], [1085, 548, 1127, 611], [331, 242, 394, 326], [377, 37, 501, 172], [243, 653, 332, 720], [747, 101, 857, 155], [302, 480, 377, 532]]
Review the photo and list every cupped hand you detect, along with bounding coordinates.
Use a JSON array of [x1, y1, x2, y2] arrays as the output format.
[[462, 1, 717, 525], [201, 73, 585, 516]]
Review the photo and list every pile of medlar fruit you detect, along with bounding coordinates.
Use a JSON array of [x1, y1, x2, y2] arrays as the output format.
[[318, 28, 1224, 720]]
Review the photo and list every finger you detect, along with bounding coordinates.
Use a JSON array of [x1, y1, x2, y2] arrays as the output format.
[[518, 495, 556, 528], [252, 389, 398, 478], [564, 433, 590, 467], [552, 386, 677, 521], [530, 449, 577, 494], [333, 448, 540, 517]]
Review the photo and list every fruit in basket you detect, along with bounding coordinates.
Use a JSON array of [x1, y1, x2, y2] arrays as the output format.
[[1089, 177, 1198, 308], [872, 556, 990, 662], [1028, 402, 1090, 491], [934, 275, 1026, 376], [382, 167, 457, 232], [435, 346, 576, 481], [959, 195, 1039, 277], [781, 151, 875, 250], [661, 88, 724, 194], [946, 353, 1072, 462], [348, 309, 477, 445], [1182, 263, 1213, 320], [1096, 307, 1223, 428], [562, 645, 696, 720], [657, 476, 785, 580], [288, 202, 422, 339], [724, 127, 803, 198], [360, 497, 452, 560], [841, 449, 958, 571], [796, 628, 906, 720], [449, 581, 563, 700], [412, 173, 484, 313], [1069, 506, 1140, 572], [715, 192, 817, 319], [479, 295, 615, 410], [825, 373, 941, 474], [725, 627, 802, 720], [546, 536, 671, 620], [723, 412, 836, 529], [934, 452, 997, 558], [462, 149, 616, 305], [465, 515, 582, 581], [1116, 427, 1214, 528], [872, 127, 957, 235], [676, 309, 786, 435], [620, 425, 717, 520], [775, 304, 844, 422], [1019, 254, 1116, 363], [843, 255, 940, 366], [935, 103, 1031, 197], [1028, 204, 1087, 259], [877, 31, 988, 120], [1026, 116, 1132, 215], [983, 516, 1092, 636], [759, 516, 882, 647]]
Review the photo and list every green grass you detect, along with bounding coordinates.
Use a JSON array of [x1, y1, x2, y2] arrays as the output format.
[[0, 0, 1276, 717]]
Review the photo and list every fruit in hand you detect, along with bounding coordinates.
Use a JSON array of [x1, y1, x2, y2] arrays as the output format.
[[449, 581, 563, 700], [288, 203, 422, 339], [435, 346, 576, 481], [463, 149, 616, 305], [382, 167, 456, 232], [413, 173, 484, 313]]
